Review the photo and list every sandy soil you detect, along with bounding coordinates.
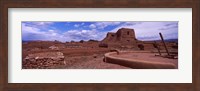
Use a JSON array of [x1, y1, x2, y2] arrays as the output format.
[[49, 54, 130, 69]]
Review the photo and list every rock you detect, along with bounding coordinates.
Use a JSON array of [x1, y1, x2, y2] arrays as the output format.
[[93, 54, 97, 58], [49, 45, 59, 50]]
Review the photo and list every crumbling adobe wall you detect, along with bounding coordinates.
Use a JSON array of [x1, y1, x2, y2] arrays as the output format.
[[101, 28, 137, 48], [116, 28, 137, 45], [102, 32, 117, 42]]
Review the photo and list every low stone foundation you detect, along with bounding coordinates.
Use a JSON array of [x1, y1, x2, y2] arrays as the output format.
[[23, 52, 65, 69], [104, 51, 176, 69]]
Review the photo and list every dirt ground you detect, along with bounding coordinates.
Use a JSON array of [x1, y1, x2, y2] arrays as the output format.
[[111, 52, 178, 68], [22, 41, 178, 69], [22, 42, 131, 69], [50, 54, 129, 69]]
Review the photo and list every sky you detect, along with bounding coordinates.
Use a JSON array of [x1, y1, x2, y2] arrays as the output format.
[[22, 21, 178, 42]]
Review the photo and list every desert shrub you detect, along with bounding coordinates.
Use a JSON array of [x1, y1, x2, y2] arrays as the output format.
[[153, 43, 158, 48], [88, 39, 98, 42], [171, 42, 178, 49], [54, 40, 61, 44], [138, 44, 144, 50], [99, 43, 108, 48], [80, 40, 84, 43]]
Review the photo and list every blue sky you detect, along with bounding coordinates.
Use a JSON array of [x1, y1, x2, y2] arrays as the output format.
[[22, 21, 178, 42]]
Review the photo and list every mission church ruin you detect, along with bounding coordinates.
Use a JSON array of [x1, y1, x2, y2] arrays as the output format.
[[101, 28, 142, 48]]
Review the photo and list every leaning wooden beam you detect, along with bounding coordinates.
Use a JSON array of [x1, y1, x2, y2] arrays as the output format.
[[153, 41, 161, 56], [159, 33, 170, 56]]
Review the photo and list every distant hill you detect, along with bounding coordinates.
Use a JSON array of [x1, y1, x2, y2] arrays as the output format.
[[155, 39, 178, 43], [22, 40, 62, 43], [22, 40, 30, 43], [140, 39, 178, 44], [165, 39, 178, 42]]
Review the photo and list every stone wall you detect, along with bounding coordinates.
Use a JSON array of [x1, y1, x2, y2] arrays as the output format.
[[23, 52, 65, 69]]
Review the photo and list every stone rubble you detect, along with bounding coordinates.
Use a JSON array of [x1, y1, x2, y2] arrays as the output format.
[[23, 52, 65, 69]]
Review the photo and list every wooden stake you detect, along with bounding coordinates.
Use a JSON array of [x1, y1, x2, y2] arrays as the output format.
[[159, 33, 170, 56], [154, 41, 161, 56]]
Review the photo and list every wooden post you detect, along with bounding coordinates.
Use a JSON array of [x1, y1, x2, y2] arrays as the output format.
[[154, 41, 161, 56], [159, 33, 170, 56]]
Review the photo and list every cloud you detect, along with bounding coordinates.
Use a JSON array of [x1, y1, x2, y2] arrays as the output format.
[[159, 22, 178, 30], [137, 36, 158, 40], [89, 24, 96, 29], [109, 22, 178, 40], [63, 29, 106, 41], [123, 22, 140, 26], [22, 22, 106, 42], [22, 22, 178, 42], [74, 24, 80, 28], [25, 22, 54, 26], [22, 23, 66, 42], [74, 23, 86, 28], [23, 22, 56, 31], [96, 22, 121, 29], [81, 23, 85, 25], [22, 23, 42, 34], [34, 22, 54, 25], [89, 22, 121, 29]]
